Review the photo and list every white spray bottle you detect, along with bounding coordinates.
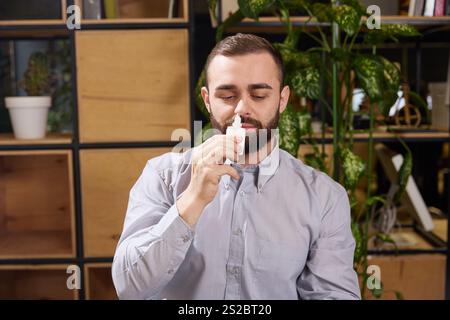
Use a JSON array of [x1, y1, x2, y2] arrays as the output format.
[[226, 114, 246, 156]]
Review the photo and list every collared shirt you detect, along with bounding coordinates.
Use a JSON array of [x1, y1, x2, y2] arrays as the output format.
[[112, 144, 361, 300]]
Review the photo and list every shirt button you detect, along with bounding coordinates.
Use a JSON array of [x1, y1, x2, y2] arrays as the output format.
[[233, 228, 242, 236], [233, 267, 240, 275], [182, 235, 190, 243], [168, 268, 174, 274], [225, 184, 230, 190], [239, 190, 245, 197]]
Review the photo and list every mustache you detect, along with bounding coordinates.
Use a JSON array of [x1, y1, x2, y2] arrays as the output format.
[[225, 116, 263, 129]]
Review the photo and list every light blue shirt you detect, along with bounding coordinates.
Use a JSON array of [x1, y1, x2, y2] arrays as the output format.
[[112, 144, 361, 300]]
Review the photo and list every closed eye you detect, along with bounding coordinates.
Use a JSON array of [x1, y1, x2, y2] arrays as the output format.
[[221, 96, 235, 100], [252, 95, 266, 100]]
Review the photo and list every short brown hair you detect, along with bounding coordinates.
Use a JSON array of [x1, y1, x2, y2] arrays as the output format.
[[204, 33, 284, 89]]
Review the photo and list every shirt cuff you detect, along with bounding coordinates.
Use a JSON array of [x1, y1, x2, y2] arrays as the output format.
[[150, 204, 195, 250]]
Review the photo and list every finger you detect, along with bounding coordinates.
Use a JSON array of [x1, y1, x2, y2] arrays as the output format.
[[213, 164, 240, 180], [210, 144, 239, 164]]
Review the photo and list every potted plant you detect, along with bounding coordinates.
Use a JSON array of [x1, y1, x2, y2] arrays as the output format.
[[5, 51, 52, 139], [201, 0, 424, 299]]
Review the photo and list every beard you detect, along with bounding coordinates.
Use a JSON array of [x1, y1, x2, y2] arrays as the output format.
[[210, 108, 279, 155]]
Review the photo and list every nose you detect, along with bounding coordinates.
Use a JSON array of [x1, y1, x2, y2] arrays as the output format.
[[234, 97, 252, 117]]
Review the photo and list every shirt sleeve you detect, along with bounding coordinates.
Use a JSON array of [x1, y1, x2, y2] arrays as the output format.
[[112, 160, 194, 300], [297, 185, 361, 300]]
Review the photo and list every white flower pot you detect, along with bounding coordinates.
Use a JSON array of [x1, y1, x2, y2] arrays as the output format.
[[5, 96, 51, 139]]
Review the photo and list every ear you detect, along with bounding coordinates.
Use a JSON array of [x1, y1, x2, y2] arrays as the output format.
[[201, 86, 211, 114], [278, 85, 290, 113]]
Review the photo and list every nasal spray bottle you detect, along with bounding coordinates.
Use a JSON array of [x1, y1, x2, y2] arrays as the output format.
[[226, 114, 246, 157]]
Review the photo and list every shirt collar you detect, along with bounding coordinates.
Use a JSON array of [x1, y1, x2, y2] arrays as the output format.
[[222, 140, 280, 192]]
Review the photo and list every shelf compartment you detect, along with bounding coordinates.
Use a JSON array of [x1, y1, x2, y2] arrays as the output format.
[[74, 0, 188, 24], [0, 0, 67, 37], [0, 264, 79, 299], [0, 0, 67, 23], [76, 29, 190, 143], [85, 263, 117, 300], [366, 254, 446, 299], [80, 148, 170, 257], [0, 150, 76, 259]]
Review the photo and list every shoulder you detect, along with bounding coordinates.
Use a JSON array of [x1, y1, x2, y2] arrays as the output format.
[[142, 149, 192, 186], [279, 149, 348, 211]]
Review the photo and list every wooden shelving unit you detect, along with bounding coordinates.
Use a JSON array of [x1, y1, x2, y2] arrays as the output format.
[[0, 0, 195, 299]]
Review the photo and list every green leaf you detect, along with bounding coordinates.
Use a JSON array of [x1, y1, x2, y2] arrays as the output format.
[[297, 109, 312, 138], [340, 0, 366, 16], [279, 104, 300, 157], [384, 24, 421, 38], [353, 54, 384, 101], [341, 148, 365, 190], [330, 47, 351, 64], [376, 232, 396, 245], [238, 0, 275, 20], [207, 0, 218, 25], [274, 44, 318, 69], [215, 9, 245, 42], [283, 0, 311, 12], [352, 221, 363, 264], [195, 68, 209, 118], [311, 3, 333, 22], [289, 67, 321, 99], [364, 24, 420, 45], [365, 195, 386, 207], [395, 150, 412, 202], [381, 57, 400, 92], [333, 5, 361, 36]]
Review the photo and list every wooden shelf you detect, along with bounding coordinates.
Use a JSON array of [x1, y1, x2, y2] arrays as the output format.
[[307, 128, 450, 143], [0, 264, 78, 300], [228, 15, 450, 33], [0, 150, 76, 259], [85, 263, 117, 300], [0, 133, 72, 146]]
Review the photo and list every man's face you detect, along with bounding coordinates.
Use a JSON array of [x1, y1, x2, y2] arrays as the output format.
[[201, 52, 290, 154]]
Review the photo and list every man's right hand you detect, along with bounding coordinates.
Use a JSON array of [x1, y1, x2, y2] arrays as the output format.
[[176, 135, 241, 227]]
